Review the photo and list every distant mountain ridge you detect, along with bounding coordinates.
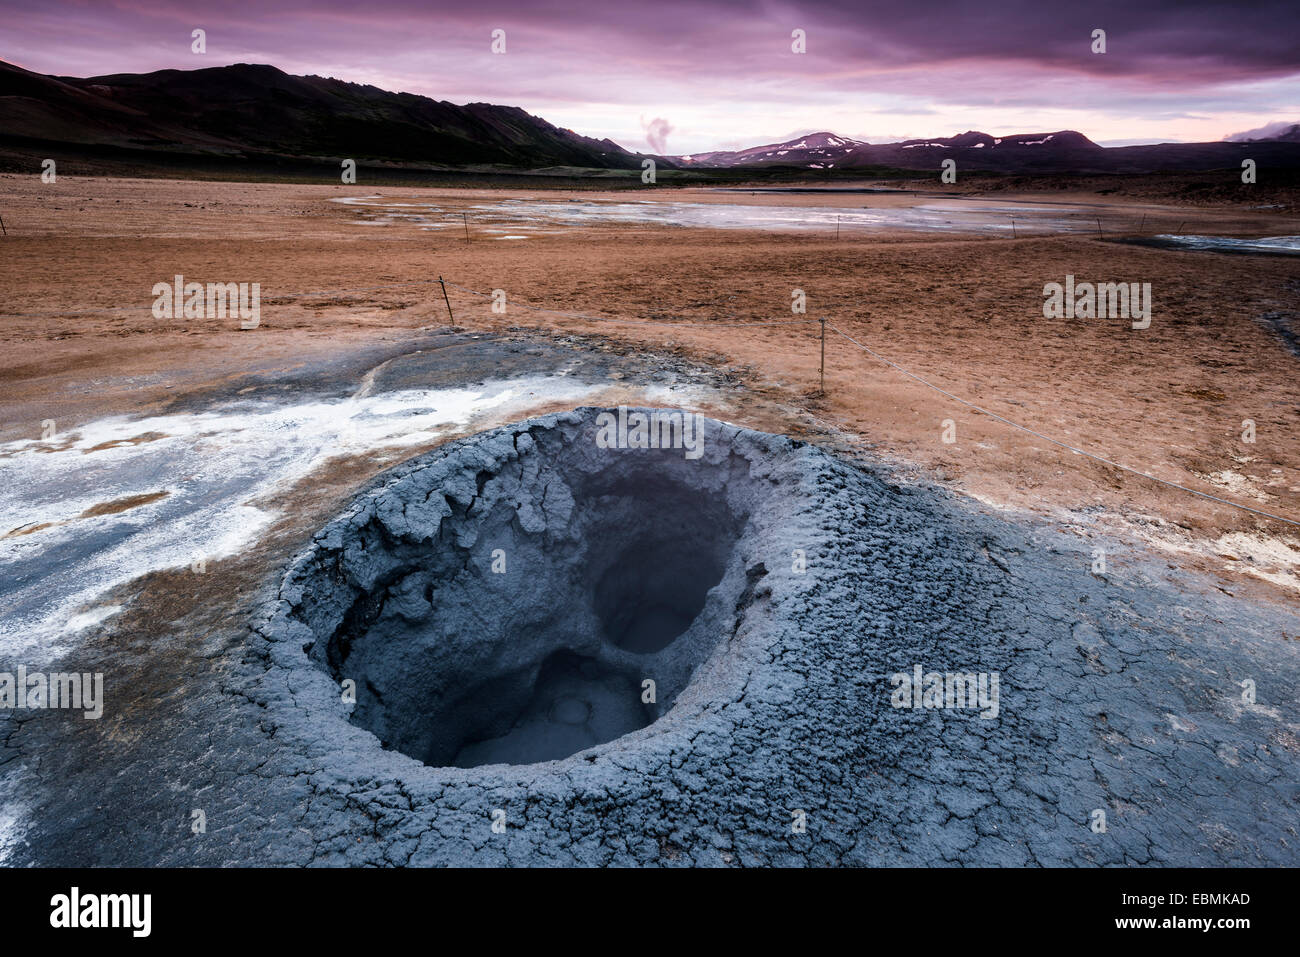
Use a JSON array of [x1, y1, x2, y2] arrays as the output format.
[[3, 58, 1298, 174], [677, 127, 1300, 173], [0, 59, 651, 169], [683, 131, 867, 167]]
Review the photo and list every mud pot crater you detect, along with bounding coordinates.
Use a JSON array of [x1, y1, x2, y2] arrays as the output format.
[[270, 408, 808, 769]]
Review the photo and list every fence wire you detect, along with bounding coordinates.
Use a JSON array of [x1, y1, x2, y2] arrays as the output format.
[[4, 273, 1294, 526]]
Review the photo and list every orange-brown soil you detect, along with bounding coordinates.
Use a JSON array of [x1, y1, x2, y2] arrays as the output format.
[[2, 174, 1298, 600]]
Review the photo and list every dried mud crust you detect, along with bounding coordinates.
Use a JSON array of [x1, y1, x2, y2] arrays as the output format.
[[4, 174, 1300, 567], [3, 408, 1297, 866], [223, 408, 1299, 866]]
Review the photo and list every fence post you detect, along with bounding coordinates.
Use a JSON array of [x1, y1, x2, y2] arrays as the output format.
[[819, 317, 826, 395], [439, 276, 454, 322]]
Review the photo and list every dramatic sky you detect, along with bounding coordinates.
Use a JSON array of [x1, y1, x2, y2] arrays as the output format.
[[3, 0, 1297, 152]]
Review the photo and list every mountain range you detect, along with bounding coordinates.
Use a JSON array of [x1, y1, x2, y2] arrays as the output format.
[[3, 58, 1299, 175], [676, 128, 1300, 173], [0, 58, 647, 170]]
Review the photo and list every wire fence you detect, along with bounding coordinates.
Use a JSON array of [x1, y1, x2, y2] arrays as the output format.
[[0, 277, 457, 319], [440, 280, 820, 328], [2, 272, 1295, 527], [439, 277, 1300, 528]]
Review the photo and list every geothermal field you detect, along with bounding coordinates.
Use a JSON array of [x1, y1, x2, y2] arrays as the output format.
[[0, 173, 1297, 871]]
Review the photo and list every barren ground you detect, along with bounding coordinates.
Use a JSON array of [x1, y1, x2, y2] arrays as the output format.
[[3, 174, 1300, 867], [2, 174, 1297, 602]]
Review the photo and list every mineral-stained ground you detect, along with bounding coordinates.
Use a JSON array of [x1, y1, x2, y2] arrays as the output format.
[[2, 177, 1298, 866]]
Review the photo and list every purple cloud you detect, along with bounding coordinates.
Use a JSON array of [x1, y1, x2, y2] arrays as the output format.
[[1, 0, 1297, 150]]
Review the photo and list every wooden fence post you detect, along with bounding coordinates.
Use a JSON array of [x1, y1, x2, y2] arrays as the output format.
[[819, 317, 826, 395], [439, 276, 454, 322]]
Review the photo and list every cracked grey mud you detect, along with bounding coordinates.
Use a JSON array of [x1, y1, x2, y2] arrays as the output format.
[[271, 408, 795, 768], [247, 407, 1300, 867]]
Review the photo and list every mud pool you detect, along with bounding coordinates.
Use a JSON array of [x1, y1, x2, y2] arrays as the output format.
[[2, 339, 1298, 867]]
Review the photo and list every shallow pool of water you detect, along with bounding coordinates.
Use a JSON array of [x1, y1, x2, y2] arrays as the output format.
[[1128, 234, 1300, 256], [335, 195, 1097, 236]]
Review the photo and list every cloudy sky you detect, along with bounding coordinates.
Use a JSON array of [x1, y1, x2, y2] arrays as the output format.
[[3, 0, 1297, 152]]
